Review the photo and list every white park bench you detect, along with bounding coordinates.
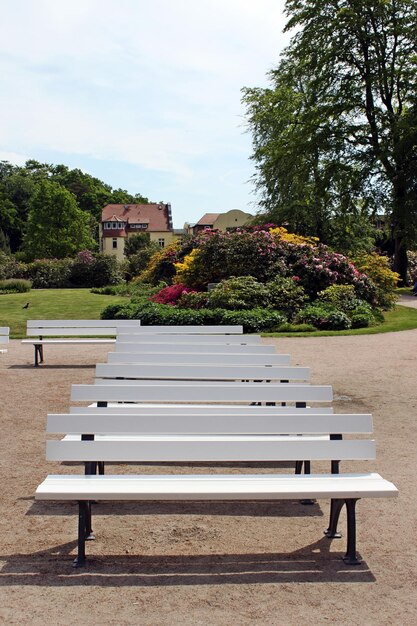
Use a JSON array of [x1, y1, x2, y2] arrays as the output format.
[[22, 320, 142, 366], [36, 408, 398, 567], [0, 326, 9, 354]]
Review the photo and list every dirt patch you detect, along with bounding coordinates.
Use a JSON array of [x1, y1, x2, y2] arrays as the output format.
[[0, 335, 416, 625]]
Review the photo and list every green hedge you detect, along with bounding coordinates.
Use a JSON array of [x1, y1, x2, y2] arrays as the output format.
[[101, 300, 286, 333]]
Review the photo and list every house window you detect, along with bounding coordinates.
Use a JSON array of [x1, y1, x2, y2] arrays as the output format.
[[158, 238, 165, 248], [112, 238, 117, 249]]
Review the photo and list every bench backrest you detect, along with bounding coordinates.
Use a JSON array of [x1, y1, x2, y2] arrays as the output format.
[[71, 382, 333, 404], [114, 342, 273, 354], [116, 334, 261, 345], [45, 411, 375, 462], [107, 351, 291, 365], [95, 362, 310, 382], [27, 319, 141, 337], [116, 325, 243, 334]]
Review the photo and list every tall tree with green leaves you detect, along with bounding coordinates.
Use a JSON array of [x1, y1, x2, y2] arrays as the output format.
[[23, 179, 96, 260], [243, 0, 417, 281]]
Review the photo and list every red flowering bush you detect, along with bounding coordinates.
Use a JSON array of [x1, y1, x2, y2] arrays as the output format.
[[150, 283, 193, 305]]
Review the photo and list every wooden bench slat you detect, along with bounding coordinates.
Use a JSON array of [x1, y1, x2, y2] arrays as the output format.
[[69, 405, 334, 414], [116, 335, 261, 344], [107, 352, 291, 365], [46, 438, 376, 462], [47, 412, 373, 434], [95, 363, 310, 381], [71, 383, 333, 403], [114, 343, 275, 354], [35, 472, 398, 501], [27, 320, 141, 328], [115, 325, 243, 334]]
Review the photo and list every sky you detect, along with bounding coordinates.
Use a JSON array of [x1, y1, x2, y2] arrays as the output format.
[[0, 0, 290, 228]]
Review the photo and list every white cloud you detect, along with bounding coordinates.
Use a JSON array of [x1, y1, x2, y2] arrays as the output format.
[[0, 0, 289, 222]]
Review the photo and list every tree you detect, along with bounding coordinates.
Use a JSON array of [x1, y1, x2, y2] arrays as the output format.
[[124, 232, 152, 257], [243, 0, 417, 282], [23, 179, 96, 259]]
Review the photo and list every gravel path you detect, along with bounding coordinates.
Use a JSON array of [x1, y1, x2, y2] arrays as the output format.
[[0, 331, 416, 626]]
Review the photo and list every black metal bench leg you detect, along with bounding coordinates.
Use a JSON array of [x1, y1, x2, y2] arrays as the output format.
[[85, 501, 95, 541], [324, 498, 344, 538], [343, 498, 361, 565], [98, 462, 105, 475], [73, 501, 88, 567]]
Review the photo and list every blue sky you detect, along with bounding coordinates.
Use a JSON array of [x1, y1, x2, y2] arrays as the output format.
[[0, 0, 289, 227]]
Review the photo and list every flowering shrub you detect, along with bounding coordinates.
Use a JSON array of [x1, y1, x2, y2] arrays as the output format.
[[296, 304, 352, 330], [353, 252, 399, 309], [177, 291, 209, 309], [150, 283, 192, 305], [140, 241, 181, 284]]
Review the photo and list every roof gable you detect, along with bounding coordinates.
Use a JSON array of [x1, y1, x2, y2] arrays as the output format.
[[101, 203, 172, 231]]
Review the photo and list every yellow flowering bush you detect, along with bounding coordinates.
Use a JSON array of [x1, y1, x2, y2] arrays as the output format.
[[353, 252, 399, 309], [269, 227, 319, 246]]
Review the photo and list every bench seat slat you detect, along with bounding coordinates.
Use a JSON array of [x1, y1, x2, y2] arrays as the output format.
[[107, 352, 291, 365], [69, 405, 333, 414], [46, 438, 375, 462], [95, 364, 310, 381], [71, 383, 333, 403], [22, 339, 116, 344], [48, 413, 372, 434], [35, 472, 398, 501]]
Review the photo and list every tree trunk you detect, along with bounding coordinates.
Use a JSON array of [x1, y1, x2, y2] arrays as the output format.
[[393, 236, 408, 285]]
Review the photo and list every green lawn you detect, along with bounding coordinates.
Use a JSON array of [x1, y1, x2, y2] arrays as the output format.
[[0, 289, 130, 338], [265, 305, 417, 338], [2, 288, 417, 339]]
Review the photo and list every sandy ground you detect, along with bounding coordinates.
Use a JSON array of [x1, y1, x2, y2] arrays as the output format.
[[0, 319, 416, 625]]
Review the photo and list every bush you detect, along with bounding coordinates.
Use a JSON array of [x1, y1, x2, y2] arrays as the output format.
[[24, 258, 73, 288], [353, 252, 399, 309], [70, 252, 123, 287], [266, 276, 308, 319], [0, 278, 31, 293], [177, 291, 209, 309], [207, 276, 271, 310], [296, 303, 351, 330], [326, 311, 352, 330], [101, 300, 286, 332], [150, 283, 192, 305], [273, 322, 316, 332]]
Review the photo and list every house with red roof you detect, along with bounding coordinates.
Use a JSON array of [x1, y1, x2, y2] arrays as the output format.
[[186, 209, 254, 236], [100, 203, 176, 259]]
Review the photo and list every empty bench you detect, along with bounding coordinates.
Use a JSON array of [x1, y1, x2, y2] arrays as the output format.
[[22, 320, 142, 366], [36, 409, 398, 567]]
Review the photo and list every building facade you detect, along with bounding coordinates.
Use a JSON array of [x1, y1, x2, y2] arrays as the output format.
[[186, 209, 254, 236], [100, 203, 175, 260]]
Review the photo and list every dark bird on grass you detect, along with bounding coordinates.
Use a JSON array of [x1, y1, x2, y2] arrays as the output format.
[[22, 302, 30, 309]]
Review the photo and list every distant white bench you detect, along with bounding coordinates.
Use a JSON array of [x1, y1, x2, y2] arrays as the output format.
[[22, 320, 142, 366], [36, 408, 398, 567], [0, 326, 9, 354]]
